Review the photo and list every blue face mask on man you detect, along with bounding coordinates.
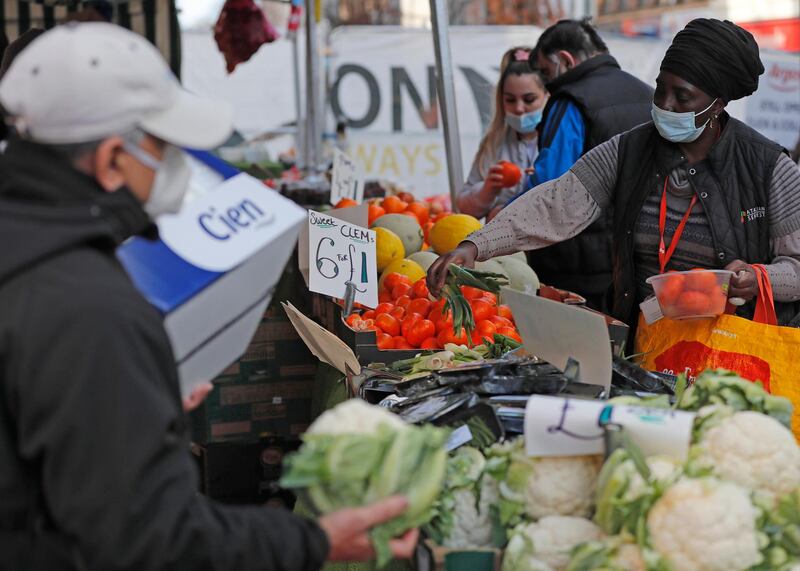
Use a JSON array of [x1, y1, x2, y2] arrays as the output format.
[[651, 98, 717, 143], [506, 108, 544, 135]]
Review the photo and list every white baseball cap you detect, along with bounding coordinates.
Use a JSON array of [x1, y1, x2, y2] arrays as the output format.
[[0, 22, 233, 148]]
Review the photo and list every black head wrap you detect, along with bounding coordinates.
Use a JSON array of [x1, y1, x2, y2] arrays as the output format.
[[660, 18, 764, 102]]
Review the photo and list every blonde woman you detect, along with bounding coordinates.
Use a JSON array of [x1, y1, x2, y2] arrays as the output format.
[[458, 47, 548, 219]]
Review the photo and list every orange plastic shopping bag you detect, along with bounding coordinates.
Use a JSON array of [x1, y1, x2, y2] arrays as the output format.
[[636, 265, 800, 438]]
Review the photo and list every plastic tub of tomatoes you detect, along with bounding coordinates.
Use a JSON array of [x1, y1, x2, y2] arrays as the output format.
[[646, 269, 733, 320]]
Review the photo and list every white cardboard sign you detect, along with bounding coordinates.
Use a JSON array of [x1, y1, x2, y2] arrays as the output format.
[[502, 288, 613, 391], [330, 148, 364, 205], [307, 210, 378, 308], [524, 395, 696, 460]]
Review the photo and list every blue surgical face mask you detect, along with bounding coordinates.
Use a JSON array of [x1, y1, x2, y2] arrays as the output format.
[[506, 109, 543, 134], [651, 98, 717, 143]]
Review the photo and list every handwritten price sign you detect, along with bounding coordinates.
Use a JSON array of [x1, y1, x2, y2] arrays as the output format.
[[307, 210, 378, 308], [523, 395, 696, 459], [330, 149, 364, 206]]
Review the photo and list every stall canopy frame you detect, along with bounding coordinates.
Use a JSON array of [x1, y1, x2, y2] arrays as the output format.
[[2, 0, 181, 75]]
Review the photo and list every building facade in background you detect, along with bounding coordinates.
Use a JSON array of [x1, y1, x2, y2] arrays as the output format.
[[596, 0, 799, 52]]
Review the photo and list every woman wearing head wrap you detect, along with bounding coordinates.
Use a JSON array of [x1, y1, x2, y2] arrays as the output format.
[[429, 18, 800, 343], [458, 46, 548, 219]]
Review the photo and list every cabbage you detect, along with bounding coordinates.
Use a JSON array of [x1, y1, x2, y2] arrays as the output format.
[[280, 400, 448, 567]]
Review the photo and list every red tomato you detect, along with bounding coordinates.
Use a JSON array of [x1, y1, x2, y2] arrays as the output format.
[[433, 311, 454, 333], [420, 337, 439, 350], [376, 333, 394, 350], [411, 279, 430, 299], [498, 161, 522, 187], [390, 306, 406, 320], [391, 282, 413, 300], [480, 292, 498, 305], [397, 191, 416, 204], [407, 298, 432, 318], [430, 298, 447, 315], [374, 303, 394, 316], [379, 291, 393, 304], [461, 286, 486, 300], [393, 336, 414, 350], [489, 315, 514, 328], [345, 314, 362, 329], [684, 269, 718, 292], [361, 310, 376, 320], [401, 313, 424, 337], [358, 318, 377, 332], [422, 221, 435, 243], [658, 274, 686, 307], [470, 299, 497, 322], [375, 313, 400, 337], [384, 272, 411, 292], [437, 325, 469, 346], [396, 295, 411, 309], [476, 319, 497, 339], [406, 319, 435, 347], [497, 305, 514, 321], [497, 326, 522, 342], [677, 291, 713, 314], [335, 198, 358, 209]]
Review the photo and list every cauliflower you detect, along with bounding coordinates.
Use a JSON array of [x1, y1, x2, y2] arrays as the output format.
[[594, 448, 682, 537], [566, 536, 653, 571], [503, 516, 604, 571], [306, 398, 407, 435], [443, 476, 498, 548], [646, 478, 763, 571], [488, 439, 602, 525], [426, 446, 497, 549], [695, 411, 800, 499]]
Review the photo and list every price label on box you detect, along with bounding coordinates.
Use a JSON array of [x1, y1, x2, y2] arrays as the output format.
[[330, 148, 363, 205], [307, 210, 378, 308]]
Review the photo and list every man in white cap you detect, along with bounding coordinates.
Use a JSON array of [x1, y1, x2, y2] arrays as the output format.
[[0, 23, 417, 570]]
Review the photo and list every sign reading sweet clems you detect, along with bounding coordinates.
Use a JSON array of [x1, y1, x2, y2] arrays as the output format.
[[307, 210, 378, 308]]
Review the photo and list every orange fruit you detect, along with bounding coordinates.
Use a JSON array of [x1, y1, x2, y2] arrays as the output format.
[[335, 198, 358, 209], [368, 204, 386, 225], [382, 196, 408, 214], [422, 221, 435, 243], [406, 202, 430, 225]]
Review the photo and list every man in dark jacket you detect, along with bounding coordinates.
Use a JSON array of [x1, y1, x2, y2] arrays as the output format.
[[0, 23, 416, 570], [505, 19, 653, 311]]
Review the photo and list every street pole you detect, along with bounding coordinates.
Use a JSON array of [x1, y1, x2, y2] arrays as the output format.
[[429, 0, 464, 212], [304, 0, 322, 175], [291, 31, 304, 169]]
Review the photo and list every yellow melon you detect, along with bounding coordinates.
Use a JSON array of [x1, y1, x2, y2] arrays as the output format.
[[429, 214, 482, 254], [375, 227, 405, 272]]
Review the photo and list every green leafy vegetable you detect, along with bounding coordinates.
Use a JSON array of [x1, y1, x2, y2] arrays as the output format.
[[280, 402, 448, 567]]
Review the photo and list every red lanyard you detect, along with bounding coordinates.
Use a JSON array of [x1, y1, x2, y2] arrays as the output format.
[[658, 177, 698, 274]]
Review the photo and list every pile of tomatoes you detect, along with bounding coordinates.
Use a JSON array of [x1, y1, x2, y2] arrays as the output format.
[[345, 272, 523, 351]]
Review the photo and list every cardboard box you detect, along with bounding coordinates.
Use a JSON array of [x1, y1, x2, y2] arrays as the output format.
[[117, 153, 306, 397]]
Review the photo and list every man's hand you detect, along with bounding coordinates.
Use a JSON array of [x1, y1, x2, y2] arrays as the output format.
[[725, 260, 758, 300], [319, 496, 419, 562], [426, 242, 479, 298], [182, 382, 214, 413]]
